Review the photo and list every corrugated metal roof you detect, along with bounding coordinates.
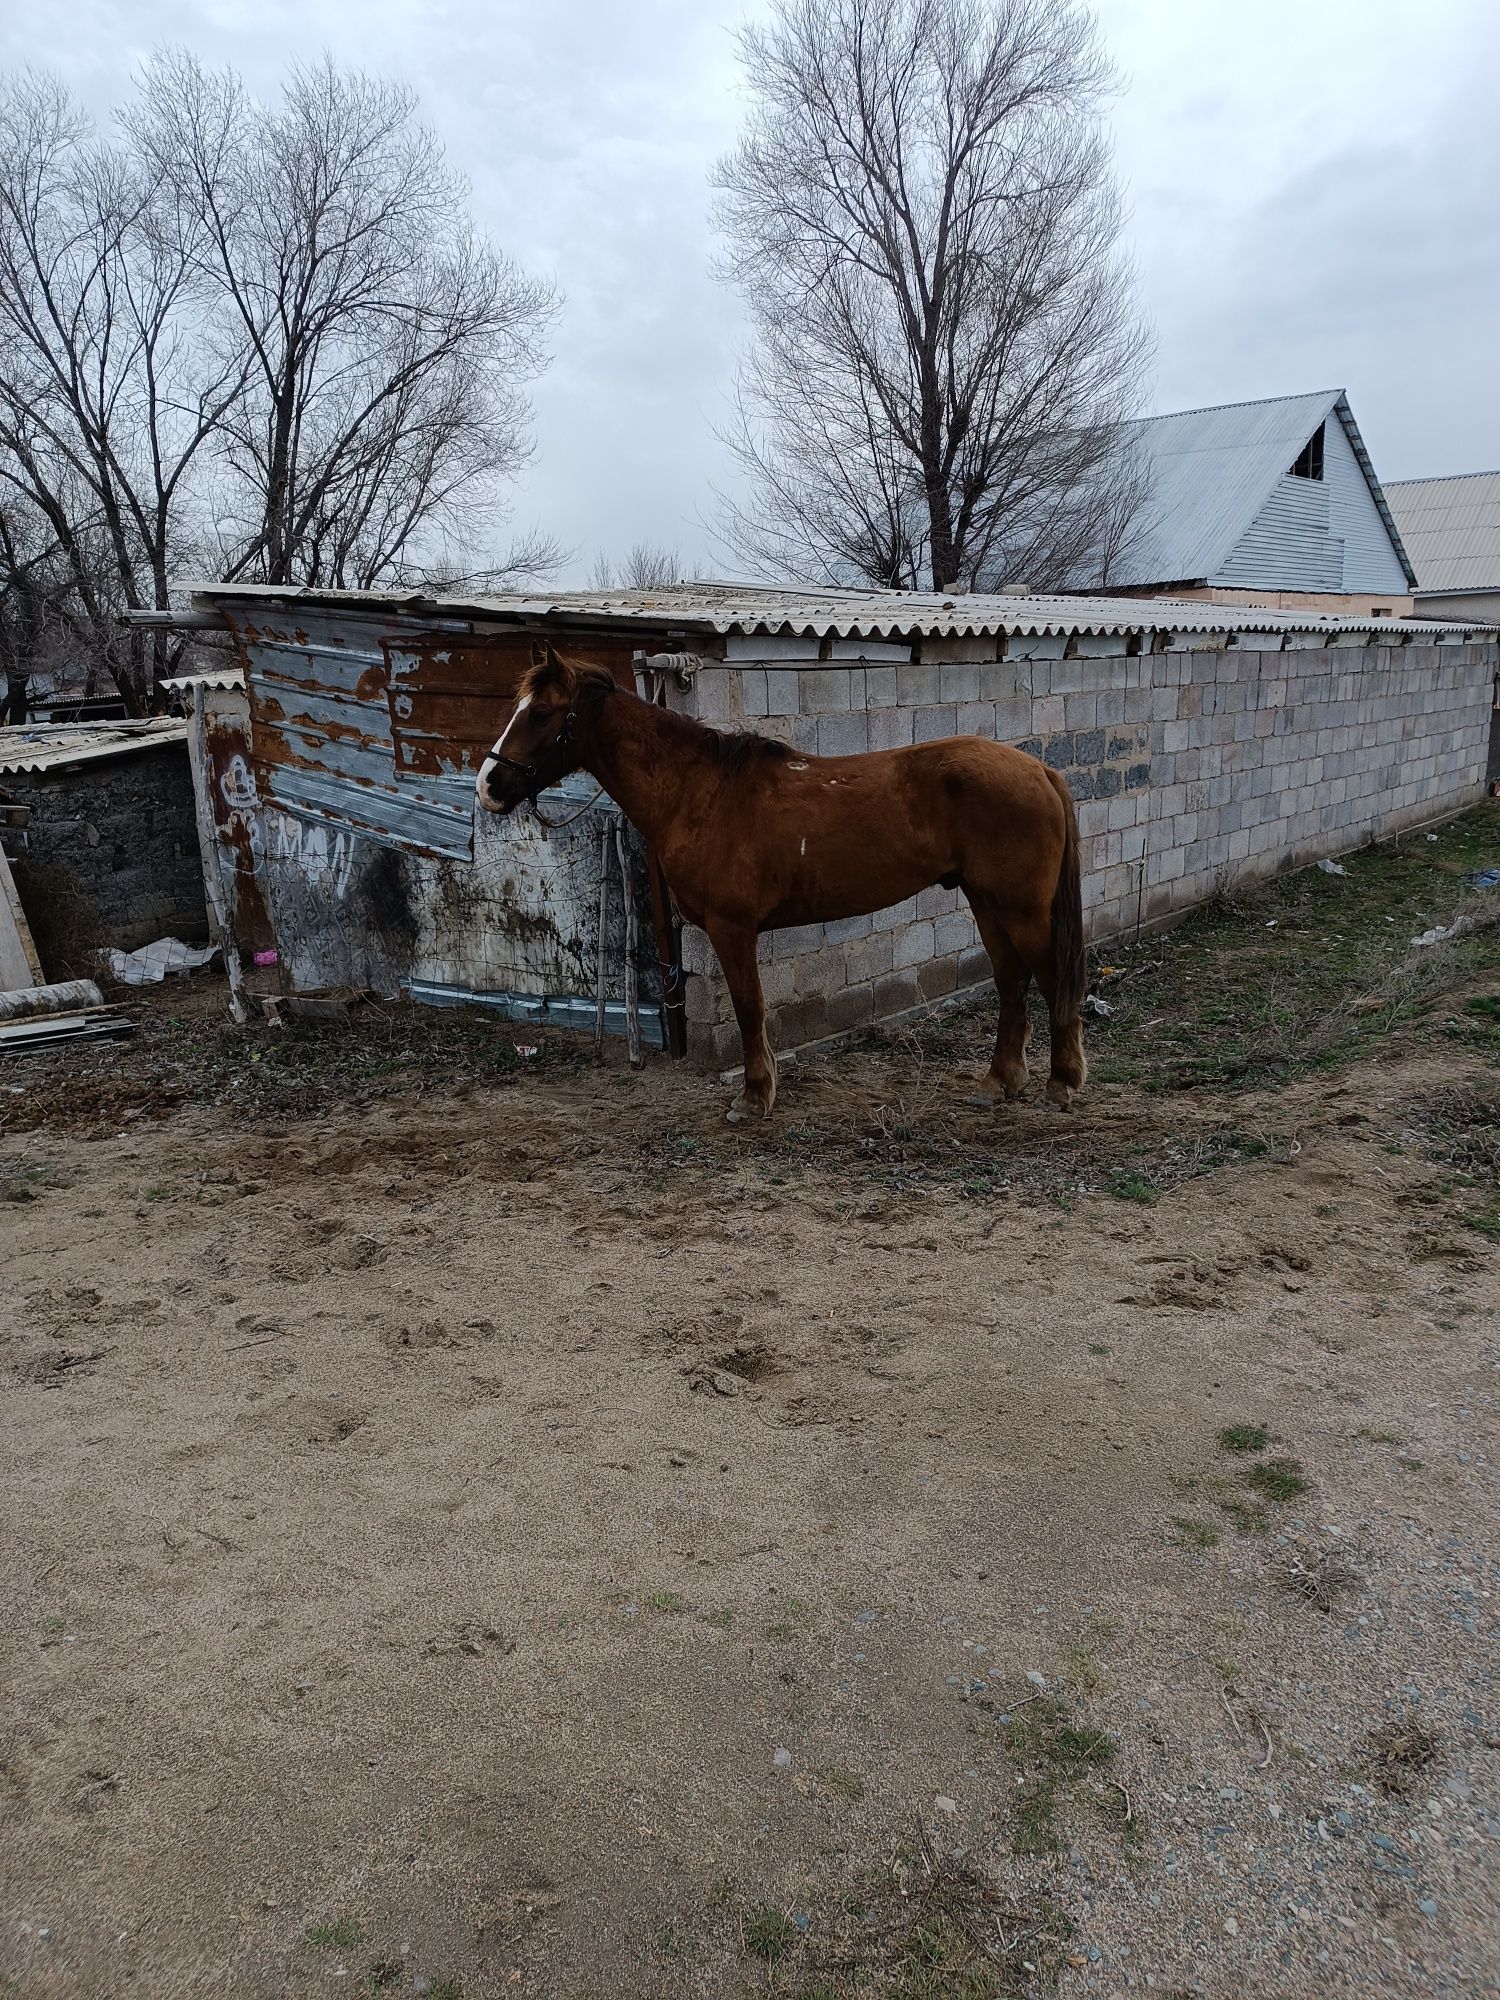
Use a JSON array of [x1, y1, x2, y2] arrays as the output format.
[[1385, 469, 1500, 594], [1104, 390, 1416, 593], [185, 578, 1490, 640], [0, 719, 189, 775], [158, 667, 245, 693]]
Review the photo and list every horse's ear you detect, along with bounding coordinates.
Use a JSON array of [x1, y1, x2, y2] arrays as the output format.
[[538, 641, 576, 694]]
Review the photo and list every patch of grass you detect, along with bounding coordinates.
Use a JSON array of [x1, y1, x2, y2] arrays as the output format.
[[1246, 1456, 1310, 1503], [304, 1919, 364, 1950], [1217, 1496, 1271, 1535], [426, 1982, 463, 2000], [1067, 1646, 1104, 1690], [1217, 1424, 1271, 1454], [1355, 1424, 1406, 1445], [818, 1765, 866, 1802], [1002, 1697, 1117, 1857], [743, 1905, 799, 1961], [643, 1590, 688, 1614], [700, 1607, 734, 1630], [1087, 1341, 1111, 1356], [741, 1849, 1072, 1998], [1106, 1169, 1159, 1204], [1086, 802, 1500, 1095], [1171, 1517, 1219, 1550]]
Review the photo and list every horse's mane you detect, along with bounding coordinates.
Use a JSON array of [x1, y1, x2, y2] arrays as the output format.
[[709, 728, 793, 771], [521, 653, 794, 770]]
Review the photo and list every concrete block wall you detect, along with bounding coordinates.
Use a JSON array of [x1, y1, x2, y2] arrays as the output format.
[[679, 632, 1497, 1068], [7, 742, 209, 959]]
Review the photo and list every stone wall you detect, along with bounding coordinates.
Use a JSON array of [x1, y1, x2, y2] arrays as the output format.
[[7, 742, 208, 969], [677, 632, 1497, 1069]]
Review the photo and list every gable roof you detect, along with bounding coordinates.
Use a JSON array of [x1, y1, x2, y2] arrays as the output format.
[[1108, 389, 1417, 591], [1383, 469, 1500, 595]]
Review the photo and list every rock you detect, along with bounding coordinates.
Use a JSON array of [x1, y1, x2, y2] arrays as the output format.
[[773, 1746, 792, 1768], [710, 1371, 741, 1397], [935, 1796, 957, 1815], [1026, 1670, 1047, 1688]]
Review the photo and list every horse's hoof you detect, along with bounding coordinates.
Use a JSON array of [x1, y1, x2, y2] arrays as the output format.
[[1046, 1078, 1074, 1110], [727, 1094, 772, 1124], [966, 1090, 998, 1110]]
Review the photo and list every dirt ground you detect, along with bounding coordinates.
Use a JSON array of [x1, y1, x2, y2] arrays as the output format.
[[3, 816, 1498, 2000]]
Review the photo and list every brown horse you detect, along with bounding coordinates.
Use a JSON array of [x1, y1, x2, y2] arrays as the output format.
[[477, 645, 1085, 1121]]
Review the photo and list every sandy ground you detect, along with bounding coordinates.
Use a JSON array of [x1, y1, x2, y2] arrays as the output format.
[[2, 1002, 1497, 2000]]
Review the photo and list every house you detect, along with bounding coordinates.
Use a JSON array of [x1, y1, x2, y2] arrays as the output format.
[[1384, 469, 1500, 624], [1100, 390, 1416, 616]]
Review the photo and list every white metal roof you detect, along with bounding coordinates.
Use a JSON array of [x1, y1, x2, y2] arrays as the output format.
[[184, 578, 1489, 640], [1105, 390, 1417, 592], [158, 667, 245, 693], [0, 719, 189, 775], [1385, 469, 1500, 595]]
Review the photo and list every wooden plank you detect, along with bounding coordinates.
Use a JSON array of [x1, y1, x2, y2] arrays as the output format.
[[0, 845, 43, 990]]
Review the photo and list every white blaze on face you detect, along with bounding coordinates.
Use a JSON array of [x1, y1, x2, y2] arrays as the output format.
[[475, 695, 530, 810]]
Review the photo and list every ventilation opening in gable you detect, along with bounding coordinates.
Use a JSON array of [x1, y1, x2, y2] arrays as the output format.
[[1289, 423, 1325, 481]]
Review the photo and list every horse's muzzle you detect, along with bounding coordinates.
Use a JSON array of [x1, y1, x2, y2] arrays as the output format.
[[476, 762, 526, 816]]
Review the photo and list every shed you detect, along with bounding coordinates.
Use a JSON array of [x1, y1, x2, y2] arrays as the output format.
[[0, 720, 207, 972], [154, 582, 1497, 1069], [1384, 469, 1500, 624], [1102, 391, 1416, 614]]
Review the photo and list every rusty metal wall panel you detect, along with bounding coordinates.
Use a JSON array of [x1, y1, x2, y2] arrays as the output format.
[[225, 608, 514, 863]]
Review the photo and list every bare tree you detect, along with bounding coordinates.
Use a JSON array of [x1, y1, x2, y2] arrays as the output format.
[[712, 0, 1151, 593], [127, 53, 559, 592], [0, 58, 559, 709], [585, 541, 681, 591], [0, 72, 244, 707]]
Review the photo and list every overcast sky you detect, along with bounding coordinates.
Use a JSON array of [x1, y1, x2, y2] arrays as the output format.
[[6, 0, 1497, 580]]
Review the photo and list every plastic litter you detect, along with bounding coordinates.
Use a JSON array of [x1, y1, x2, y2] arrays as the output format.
[[1465, 867, 1500, 890], [1411, 917, 1473, 949], [104, 937, 220, 986], [514, 1043, 539, 1058], [1083, 993, 1114, 1018], [1317, 858, 1347, 876]]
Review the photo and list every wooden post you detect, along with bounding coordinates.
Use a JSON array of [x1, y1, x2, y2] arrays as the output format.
[[595, 819, 611, 1053], [615, 823, 643, 1068]]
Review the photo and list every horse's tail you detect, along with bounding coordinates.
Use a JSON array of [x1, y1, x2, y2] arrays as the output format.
[[1045, 768, 1086, 1027]]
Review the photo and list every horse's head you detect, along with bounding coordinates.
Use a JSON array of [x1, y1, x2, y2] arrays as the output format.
[[476, 644, 599, 815]]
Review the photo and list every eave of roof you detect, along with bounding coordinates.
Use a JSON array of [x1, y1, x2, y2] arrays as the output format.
[[0, 719, 189, 775], [180, 579, 1494, 641]]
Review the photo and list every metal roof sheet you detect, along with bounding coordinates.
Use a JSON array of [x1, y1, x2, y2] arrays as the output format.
[[158, 668, 246, 693], [0, 719, 189, 775], [1104, 390, 1416, 592], [184, 579, 1491, 640], [1385, 470, 1500, 594]]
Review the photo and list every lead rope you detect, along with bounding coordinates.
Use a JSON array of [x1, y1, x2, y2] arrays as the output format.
[[529, 781, 606, 830]]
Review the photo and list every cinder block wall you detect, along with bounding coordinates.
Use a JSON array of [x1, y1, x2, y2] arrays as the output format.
[[7, 743, 208, 960], [677, 630, 1497, 1069]]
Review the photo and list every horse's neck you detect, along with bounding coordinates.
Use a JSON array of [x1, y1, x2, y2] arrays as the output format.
[[582, 692, 716, 844]]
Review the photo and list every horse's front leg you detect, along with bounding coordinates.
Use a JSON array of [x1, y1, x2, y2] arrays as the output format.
[[705, 920, 777, 1122]]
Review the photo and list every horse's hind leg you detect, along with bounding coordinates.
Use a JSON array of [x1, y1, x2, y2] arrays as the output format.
[[965, 895, 1032, 1105], [705, 918, 778, 1121], [1001, 905, 1085, 1109]]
